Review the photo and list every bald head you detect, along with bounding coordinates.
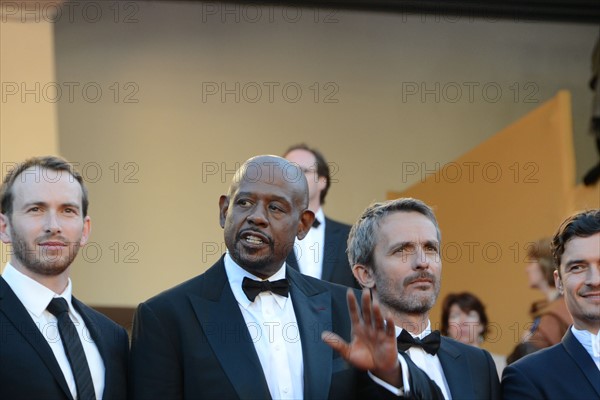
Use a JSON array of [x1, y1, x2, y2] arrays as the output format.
[[229, 155, 310, 210], [220, 155, 315, 278]]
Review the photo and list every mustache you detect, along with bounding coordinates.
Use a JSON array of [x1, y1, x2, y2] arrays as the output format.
[[35, 235, 70, 244], [579, 287, 600, 296], [403, 271, 436, 286], [237, 228, 273, 244]]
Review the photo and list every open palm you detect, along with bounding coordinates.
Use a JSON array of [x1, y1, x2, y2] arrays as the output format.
[[322, 289, 401, 385]]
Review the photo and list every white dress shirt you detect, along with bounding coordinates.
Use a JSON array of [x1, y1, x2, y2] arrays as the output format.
[[224, 253, 304, 400], [2, 263, 105, 400], [370, 321, 452, 399], [571, 325, 600, 371], [294, 208, 326, 279]]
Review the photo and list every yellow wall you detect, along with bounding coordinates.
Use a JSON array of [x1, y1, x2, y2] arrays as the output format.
[[48, 2, 597, 307], [0, 2, 59, 163], [1, 2, 597, 322], [389, 91, 599, 355], [572, 184, 600, 211], [0, 2, 60, 268]]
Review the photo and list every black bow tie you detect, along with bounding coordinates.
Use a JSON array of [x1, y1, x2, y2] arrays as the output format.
[[397, 330, 441, 355], [241, 277, 289, 302], [312, 218, 321, 228]]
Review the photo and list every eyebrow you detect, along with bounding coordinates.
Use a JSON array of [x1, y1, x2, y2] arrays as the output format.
[[235, 191, 291, 205], [21, 201, 81, 210], [389, 240, 440, 249], [21, 201, 47, 210], [564, 259, 588, 268]]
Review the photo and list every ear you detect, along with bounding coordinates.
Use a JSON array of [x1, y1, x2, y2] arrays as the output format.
[[352, 264, 375, 289], [477, 323, 485, 336], [79, 216, 91, 246], [219, 195, 229, 228], [554, 270, 563, 294], [0, 213, 12, 244], [317, 175, 327, 193], [296, 209, 315, 240]]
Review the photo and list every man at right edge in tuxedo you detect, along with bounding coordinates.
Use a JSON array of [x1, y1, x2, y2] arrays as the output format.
[[502, 209, 600, 399]]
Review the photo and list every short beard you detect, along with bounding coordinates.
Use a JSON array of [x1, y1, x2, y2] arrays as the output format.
[[10, 227, 80, 277], [582, 310, 600, 322], [375, 270, 440, 315], [228, 232, 278, 275], [230, 246, 276, 272]]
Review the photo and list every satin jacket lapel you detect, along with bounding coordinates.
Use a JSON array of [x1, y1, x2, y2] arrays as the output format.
[[438, 337, 475, 400], [562, 329, 600, 396], [321, 218, 339, 282], [286, 250, 300, 271], [0, 277, 73, 399], [187, 260, 271, 400], [287, 268, 333, 400]]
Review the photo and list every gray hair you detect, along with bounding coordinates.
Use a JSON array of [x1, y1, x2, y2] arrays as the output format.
[[347, 198, 441, 269]]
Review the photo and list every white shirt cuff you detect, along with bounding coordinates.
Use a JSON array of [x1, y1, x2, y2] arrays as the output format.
[[367, 355, 410, 397]]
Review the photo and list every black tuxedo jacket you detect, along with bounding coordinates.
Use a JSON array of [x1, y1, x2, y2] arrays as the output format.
[[129, 256, 443, 400], [286, 216, 359, 288], [0, 277, 128, 400], [437, 336, 501, 400], [501, 328, 600, 399]]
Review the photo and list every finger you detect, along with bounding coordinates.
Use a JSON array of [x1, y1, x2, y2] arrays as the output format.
[[322, 331, 350, 357], [346, 289, 362, 327], [385, 316, 396, 338], [371, 296, 385, 331], [361, 288, 373, 328]]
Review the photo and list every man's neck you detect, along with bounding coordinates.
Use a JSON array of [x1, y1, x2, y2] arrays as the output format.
[[574, 320, 600, 335], [230, 254, 285, 280], [308, 199, 321, 214], [10, 261, 69, 294], [390, 310, 431, 335]]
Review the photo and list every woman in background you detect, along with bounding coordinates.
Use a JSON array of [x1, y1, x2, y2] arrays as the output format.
[[506, 238, 572, 364], [441, 292, 506, 377]]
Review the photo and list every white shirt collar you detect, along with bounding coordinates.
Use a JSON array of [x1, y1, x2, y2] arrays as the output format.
[[223, 253, 288, 309], [313, 208, 325, 229], [396, 320, 433, 340], [2, 262, 76, 320], [572, 325, 600, 359]]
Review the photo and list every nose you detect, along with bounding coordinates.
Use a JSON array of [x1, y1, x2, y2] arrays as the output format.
[[414, 247, 431, 270], [44, 211, 62, 234], [247, 204, 268, 227], [588, 263, 600, 286]]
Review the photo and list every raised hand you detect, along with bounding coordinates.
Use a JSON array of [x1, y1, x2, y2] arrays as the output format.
[[321, 288, 401, 386]]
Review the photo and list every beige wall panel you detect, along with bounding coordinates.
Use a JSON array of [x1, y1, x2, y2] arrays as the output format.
[[1, 3, 60, 269], [390, 91, 576, 354], [45, 2, 596, 313]]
